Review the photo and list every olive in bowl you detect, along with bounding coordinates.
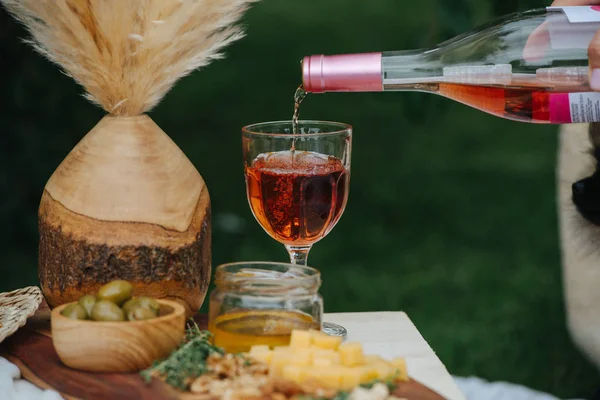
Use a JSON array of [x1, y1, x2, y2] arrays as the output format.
[[60, 280, 160, 322], [52, 280, 185, 372]]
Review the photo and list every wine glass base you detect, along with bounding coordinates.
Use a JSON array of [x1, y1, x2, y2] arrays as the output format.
[[322, 322, 347, 339]]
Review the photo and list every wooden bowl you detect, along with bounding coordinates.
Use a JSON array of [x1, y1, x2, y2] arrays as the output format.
[[51, 299, 185, 373]]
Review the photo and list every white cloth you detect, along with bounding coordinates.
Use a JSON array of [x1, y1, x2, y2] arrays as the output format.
[[453, 376, 585, 400], [0, 357, 63, 400]]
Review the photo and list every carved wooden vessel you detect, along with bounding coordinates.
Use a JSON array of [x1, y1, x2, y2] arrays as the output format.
[[38, 116, 211, 317]]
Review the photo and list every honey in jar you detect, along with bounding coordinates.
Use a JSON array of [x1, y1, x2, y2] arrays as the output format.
[[209, 309, 320, 353], [208, 262, 324, 353]]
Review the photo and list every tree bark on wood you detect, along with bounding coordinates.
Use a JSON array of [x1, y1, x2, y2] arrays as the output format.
[[38, 189, 211, 317]]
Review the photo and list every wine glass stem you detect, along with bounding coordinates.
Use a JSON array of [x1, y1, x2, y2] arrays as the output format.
[[285, 245, 312, 266]]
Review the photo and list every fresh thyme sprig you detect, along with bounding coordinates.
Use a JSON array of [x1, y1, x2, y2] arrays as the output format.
[[140, 320, 224, 390]]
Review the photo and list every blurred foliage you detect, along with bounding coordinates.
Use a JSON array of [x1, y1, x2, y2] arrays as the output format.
[[1, 0, 599, 398]]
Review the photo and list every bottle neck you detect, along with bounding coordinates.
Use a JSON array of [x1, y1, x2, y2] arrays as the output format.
[[302, 52, 384, 93], [381, 50, 438, 91], [303, 50, 566, 93], [302, 50, 438, 93]]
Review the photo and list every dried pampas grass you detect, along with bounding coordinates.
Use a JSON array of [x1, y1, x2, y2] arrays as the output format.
[[1, 0, 258, 115]]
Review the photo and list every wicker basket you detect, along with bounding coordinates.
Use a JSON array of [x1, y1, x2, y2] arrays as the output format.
[[0, 286, 43, 343]]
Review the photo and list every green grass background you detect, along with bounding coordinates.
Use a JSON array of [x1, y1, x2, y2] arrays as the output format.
[[1, 0, 598, 398]]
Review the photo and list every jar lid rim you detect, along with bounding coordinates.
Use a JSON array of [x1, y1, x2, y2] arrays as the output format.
[[215, 261, 321, 289]]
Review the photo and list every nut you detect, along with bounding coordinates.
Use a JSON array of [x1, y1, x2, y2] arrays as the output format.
[[273, 378, 304, 397], [231, 387, 263, 399], [247, 362, 269, 375], [190, 375, 214, 393], [207, 379, 230, 397], [191, 351, 400, 400]]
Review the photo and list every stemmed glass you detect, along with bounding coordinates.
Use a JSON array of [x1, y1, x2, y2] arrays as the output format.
[[242, 120, 352, 337]]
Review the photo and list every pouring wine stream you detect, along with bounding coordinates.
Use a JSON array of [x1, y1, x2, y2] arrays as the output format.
[[291, 85, 307, 161], [292, 85, 307, 136]]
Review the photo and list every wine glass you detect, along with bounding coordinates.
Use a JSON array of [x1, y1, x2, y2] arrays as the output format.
[[242, 120, 352, 337]]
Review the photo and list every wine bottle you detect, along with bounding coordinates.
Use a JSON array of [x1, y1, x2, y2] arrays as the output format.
[[301, 6, 600, 124]]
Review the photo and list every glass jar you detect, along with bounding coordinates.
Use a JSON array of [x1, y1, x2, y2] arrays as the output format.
[[208, 262, 323, 353]]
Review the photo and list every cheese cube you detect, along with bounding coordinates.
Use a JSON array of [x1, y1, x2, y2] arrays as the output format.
[[391, 357, 409, 381], [311, 331, 343, 350], [288, 349, 311, 366], [283, 365, 309, 384], [332, 352, 342, 364], [308, 367, 342, 389], [312, 348, 340, 366], [372, 361, 393, 380], [312, 348, 336, 360], [358, 365, 379, 383], [313, 357, 333, 367], [290, 330, 312, 348], [339, 342, 364, 367], [364, 355, 385, 365], [339, 367, 362, 391], [312, 348, 335, 357], [247, 350, 273, 364], [270, 353, 289, 378]]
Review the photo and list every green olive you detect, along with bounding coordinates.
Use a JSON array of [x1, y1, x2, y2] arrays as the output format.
[[122, 296, 160, 315], [91, 300, 125, 321], [77, 295, 97, 316], [97, 280, 133, 305], [135, 297, 160, 313], [127, 306, 158, 321], [121, 298, 140, 316], [60, 303, 88, 320]]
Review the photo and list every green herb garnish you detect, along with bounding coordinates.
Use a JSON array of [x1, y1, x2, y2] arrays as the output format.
[[330, 393, 351, 400], [296, 392, 351, 400], [140, 320, 224, 390], [359, 369, 400, 391]]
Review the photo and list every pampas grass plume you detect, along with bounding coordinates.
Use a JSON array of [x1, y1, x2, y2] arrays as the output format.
[[1, 0, 258, 115]]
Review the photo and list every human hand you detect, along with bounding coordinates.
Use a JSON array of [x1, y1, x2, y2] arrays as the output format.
[[552, 0, 600, 89]]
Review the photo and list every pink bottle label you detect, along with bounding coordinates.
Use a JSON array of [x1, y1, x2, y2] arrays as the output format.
[[549, 93, 572, 123], [549, 92, 600, 123]]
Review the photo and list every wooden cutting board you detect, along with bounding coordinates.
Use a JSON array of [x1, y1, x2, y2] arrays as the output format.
[[0, 301, 445, 400]]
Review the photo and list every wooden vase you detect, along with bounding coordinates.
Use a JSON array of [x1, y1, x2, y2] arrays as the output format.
[[38, 115, 211, 317]]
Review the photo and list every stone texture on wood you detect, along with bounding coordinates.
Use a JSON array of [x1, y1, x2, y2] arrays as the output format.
[[38, 189, 211, 317]]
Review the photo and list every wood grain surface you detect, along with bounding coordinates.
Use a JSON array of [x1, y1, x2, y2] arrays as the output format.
[[0, 301, 445, 400], [38, 115, 212, 318], [51, 300, 185, 373]]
